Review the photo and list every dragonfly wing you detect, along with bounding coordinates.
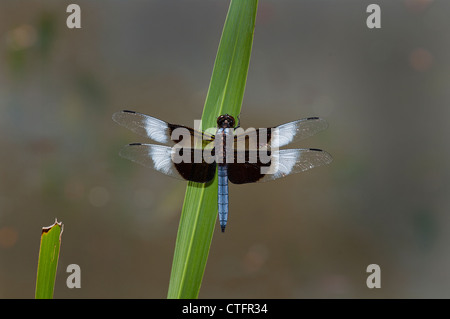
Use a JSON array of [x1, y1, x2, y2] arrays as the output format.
[[228, 148, 332, 184], [119, 143, 216, 183], [112, 110, 214, 146]]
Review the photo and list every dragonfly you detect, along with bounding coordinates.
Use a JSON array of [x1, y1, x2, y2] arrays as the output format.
[[112, 110, 332, 232]]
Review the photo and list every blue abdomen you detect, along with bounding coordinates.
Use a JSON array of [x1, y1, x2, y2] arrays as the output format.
[[218, 164, 228, 232]]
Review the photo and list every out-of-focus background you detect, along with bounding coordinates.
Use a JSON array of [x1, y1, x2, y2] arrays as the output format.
[[1, 0, 449, 298]]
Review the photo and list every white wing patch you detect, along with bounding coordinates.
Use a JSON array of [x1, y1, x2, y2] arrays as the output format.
[[267, 149, 299, 179], [144, 116, 169, 144], [271, 123, 296, 149], [148, 145, 174, 175]]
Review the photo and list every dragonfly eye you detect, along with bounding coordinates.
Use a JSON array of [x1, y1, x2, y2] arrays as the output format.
[[217, 114, 236, 128]]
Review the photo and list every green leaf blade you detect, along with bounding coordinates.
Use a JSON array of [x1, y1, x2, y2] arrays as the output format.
[[35, 219, 63, 299], [168, 0, 258, 299]]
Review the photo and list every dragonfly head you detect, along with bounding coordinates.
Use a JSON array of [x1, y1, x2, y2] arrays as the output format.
[[217, 114, 236, 129]]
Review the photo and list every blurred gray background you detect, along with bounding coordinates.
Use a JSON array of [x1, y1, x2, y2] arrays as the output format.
[[1, 0, 449, 298]]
